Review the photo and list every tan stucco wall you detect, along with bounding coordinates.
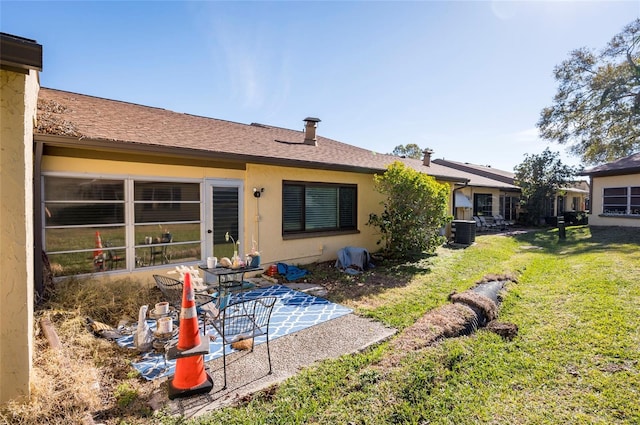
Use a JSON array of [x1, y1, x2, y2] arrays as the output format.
[[41, 154, 388, 276], [42, 154, 245, 180], [562, 189, 588, 212], [244, 164, 385, 266], [589, 174, 640, 227], [0, 68, 38, 403]]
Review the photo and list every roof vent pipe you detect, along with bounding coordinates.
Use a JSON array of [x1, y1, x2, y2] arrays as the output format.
[[303, 117, 321, 146], [423, 149, 434, 166]]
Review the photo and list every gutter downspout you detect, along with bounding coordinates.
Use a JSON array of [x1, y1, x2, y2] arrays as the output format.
[[33, 141, 43, 301], [452, 181, 470, 218]]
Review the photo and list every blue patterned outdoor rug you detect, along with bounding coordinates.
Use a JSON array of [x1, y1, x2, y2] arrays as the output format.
[[116, 285, 352, 380]]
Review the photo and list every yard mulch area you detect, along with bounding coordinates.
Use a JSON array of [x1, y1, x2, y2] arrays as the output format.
[[299, 260, 411, 301]]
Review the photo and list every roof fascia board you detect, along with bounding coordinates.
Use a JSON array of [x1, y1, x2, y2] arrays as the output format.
[[0, 32, 43, 72], [466, 184, 521, 192], [580, 168, 640, 177], [35, 134, 390, 174], [432, 159, 514, 184]]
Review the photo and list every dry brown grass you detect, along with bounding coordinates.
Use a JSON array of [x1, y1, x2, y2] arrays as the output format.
[[391, 303, 476, 351], [449, 291, 498, 322], [1, 277, 164, 425]]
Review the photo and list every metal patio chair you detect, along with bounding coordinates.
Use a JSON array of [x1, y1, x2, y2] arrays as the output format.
[[152, 274, 218, 332], [213, 296, 277, 389]]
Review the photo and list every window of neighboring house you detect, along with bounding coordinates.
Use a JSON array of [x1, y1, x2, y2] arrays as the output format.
[[43, 175, 201, 277], [602, 186, 640, 215], [499, 194, 519, 222], [473, 193, 493, 216], [282, 181, 357, 236], [557, 196, 565, 215], [571, 196, 581, 211]]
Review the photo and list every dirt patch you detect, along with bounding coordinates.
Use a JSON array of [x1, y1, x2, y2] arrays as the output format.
[[485, 320, 519, 341], [293, 261, 411, 303]]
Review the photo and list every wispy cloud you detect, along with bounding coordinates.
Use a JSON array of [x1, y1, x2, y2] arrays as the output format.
[[511, 127, 541, 144]]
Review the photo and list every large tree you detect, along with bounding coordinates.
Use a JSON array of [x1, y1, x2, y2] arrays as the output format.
[[391, 143, 424, 159], [368, 161, 449, 258], [514, 149, 576, 225], [538, 19, 640, 165]]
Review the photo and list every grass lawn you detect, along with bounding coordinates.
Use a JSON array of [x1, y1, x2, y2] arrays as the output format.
[[7, 225, 639, 424], [194, 226, 639, 425]]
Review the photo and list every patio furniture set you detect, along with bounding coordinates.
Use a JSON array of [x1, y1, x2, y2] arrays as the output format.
[[153, 265, 275, 390], [473, 215, 514, 232]]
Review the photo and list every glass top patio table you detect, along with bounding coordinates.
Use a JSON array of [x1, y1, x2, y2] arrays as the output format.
[[199, 265, 263, 293]]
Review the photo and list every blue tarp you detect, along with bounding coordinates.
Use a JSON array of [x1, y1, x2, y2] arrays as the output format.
[[277, 262, 309, 281], [335, 246, 374, 275]]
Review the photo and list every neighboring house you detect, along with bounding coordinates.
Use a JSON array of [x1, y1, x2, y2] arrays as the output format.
[[432, 158, 521, 222], [581, 152, 640, 227], [0, 32, 42, 404], [433, 158, 590, 224], [35, 88, 470, 282]]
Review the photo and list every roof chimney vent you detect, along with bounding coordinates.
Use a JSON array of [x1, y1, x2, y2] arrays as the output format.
[[423, 149, 434, 166], [303, 117, 321, 146]]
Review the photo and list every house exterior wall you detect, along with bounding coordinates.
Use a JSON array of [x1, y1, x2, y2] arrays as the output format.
[[589, 174, 640, 227], [245, 164, 385, 266], [40, 152, 388, 278], [0, 67, 38, 403], [467, 187, 501, 216]]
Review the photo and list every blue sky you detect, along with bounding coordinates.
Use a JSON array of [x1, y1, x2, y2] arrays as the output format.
[[2, 1, 638, 171]]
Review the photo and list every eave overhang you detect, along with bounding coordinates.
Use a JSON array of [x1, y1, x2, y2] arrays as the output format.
[[35, 134, 390, 175], [0, 32, 43, 73]]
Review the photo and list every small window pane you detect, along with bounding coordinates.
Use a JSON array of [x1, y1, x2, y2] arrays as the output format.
[[212, 187, 239, 245], [339, 187, 357, 228], [45, 177, 124, 201], [45, 226, 125, 275], [474, 194, 493, 216], [603, 187, 627, 196], [283, 185, 304, 232], [135, 242, 201, 269], [305, 187, 337, 230], [46, 202, 124, 226], [604, 206, 627, 214], [47, 252, 97, 277], [134, 203, 200, 223], [45, 226, 124, 252], [134, 223, 199, 246], [603, 196, 628, 205], [134, 181, 200, 202]]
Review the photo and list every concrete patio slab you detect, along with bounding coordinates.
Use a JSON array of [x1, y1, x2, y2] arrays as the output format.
[[151, 281, 396, 419]]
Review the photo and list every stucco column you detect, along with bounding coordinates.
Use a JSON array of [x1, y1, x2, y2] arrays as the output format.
[[0, 67, 37, 403]]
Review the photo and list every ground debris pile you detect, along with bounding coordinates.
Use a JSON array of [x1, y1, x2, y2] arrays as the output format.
[[394, 303, 477, 353], [485, 320, 519, 341], [386, 274, 517, 362], [449, 290, 497, 324], [36, 98, 81, 137]]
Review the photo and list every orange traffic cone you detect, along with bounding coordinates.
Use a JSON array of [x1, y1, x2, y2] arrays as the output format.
[[93, 231, 105, 271], [168, 273, 213, 399], [94, 231, 103, 258]]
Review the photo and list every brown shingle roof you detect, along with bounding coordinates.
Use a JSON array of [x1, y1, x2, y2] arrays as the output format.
[[582, 152, 640, 177], [430, 158, 520, 190], [36, 88, 468, 182]]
